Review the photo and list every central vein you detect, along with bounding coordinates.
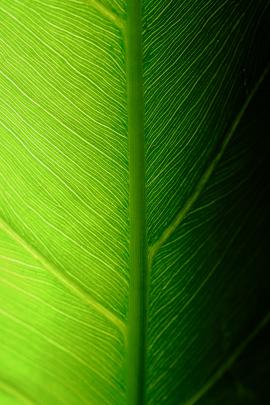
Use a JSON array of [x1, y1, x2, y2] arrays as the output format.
[[126, 0, 147, 404]]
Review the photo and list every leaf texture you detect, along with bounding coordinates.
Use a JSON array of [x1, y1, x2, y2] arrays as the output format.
[[0, 0, 269, 404], [0, 1, 128, 403], [144, 0, 270, 403]]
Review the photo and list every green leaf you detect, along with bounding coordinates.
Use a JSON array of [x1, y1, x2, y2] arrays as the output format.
[[0, 0, 269, 404]]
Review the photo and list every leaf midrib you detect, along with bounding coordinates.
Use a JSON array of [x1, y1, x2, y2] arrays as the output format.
[[1, 1, 269, 403], [126, 1, 146, 405]]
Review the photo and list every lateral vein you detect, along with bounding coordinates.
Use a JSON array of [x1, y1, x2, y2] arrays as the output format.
[[149, 64, 270, 265], [87, 0, 124, 31], [0, 378, 35, 405], [0, 218, 127, 339], [184, 309, 270, 405]]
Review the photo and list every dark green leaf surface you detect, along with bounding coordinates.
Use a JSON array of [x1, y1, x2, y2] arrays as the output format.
[[144, 1, 270, 403], [0, 0, 269, 404]]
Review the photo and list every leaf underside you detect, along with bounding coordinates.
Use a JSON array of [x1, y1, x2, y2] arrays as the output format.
[[0, 1, 269, 404]]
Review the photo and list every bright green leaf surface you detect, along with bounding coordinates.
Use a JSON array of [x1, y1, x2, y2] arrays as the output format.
[[0, 0, 269, 404]]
